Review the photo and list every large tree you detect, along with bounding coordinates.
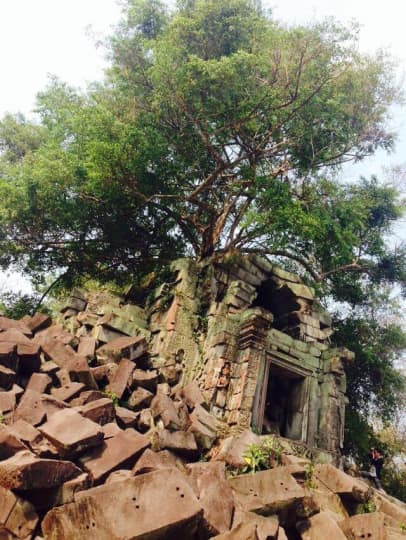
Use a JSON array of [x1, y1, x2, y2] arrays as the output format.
[[0, 0, 404, 290]]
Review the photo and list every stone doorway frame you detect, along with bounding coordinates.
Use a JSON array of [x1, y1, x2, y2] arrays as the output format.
[[252, 353, 312, 442]]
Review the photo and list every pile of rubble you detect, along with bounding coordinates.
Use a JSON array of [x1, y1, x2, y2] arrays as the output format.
[[0, 289, 406, 539]]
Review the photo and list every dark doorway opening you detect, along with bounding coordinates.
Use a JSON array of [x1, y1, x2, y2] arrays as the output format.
[[262, 363, 307, 441]]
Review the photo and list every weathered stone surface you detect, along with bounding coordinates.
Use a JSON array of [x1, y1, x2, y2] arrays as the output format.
[[19, 473, 90, 511], [296, 510, 348, 540], [137, 408, 155, 432], [101, 422, 122, 439], [39, 409, 104, 458], [128, 387, 154, 410], [0, 390, 16, 414], [76, 398, 115, 425], [23, 312, 52, 334], [131, 369, 159, 391], [69, 390, 104, 407], [212, 522, 258, 539], [0, 450, 81, 490], [0, 425, 27, 459], [339, 511, 387, 540], [14, 390, 46, 426], [25, 373, 52, 394], [39, 338, 77, 369], [41, 395, 69, 418], [42, 495, 118, 540], [154, 429, 198, 457], [51, 382, 86, 402], [0, 485, 38, 539], [314, 464, 370, 502], [79, 429, 149, 483], [132, 448, 180, 475], [105, 469, 134, 484], [0, 316, 31, 336], [308, 485, 349, 523], [177, 381, 206, 409], [375, 493, 406, 528], [188, 404, 217, 449], [73, 469, 203, 539], [105, 358, 134, 398], [0, 365, 16, 390], [96, 336, 147, 363], [77, 336, 96, 360], [151, 393, 183, 430], [66, 356, 98, 390], [186, 461, 234, 535], [228, 467, 305, 515], [115, 406, 139, 428], [214, 430, 262, 469], [233, 509, 279, 540], [0, 342, 17, 370], [8, 420, 40, 444]]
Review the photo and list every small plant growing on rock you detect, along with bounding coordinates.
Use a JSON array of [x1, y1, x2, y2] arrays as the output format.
[[242, 436, 282, 474], [102, 390, 119, 409], [305, 462, 317, 489], [356, 498, 376, 514]]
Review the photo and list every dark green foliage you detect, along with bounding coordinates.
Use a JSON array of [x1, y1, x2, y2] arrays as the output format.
[[0, 291, 50, 319], [0, 0, 403, 290]]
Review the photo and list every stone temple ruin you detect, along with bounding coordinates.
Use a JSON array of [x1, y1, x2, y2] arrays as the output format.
[[144, 255, 354, 456], [8, 255, 406, 540], [63, 254, 353, 457]]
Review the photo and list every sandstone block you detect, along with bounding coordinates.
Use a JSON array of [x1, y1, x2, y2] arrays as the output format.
[[132, 368, 159, 391], [339, 511, 387, 540], [0, 365, 16, 390], [0, 425, 27, 460], [71, 468, 203, 539], [25, 373, 52, 394], [211, 522, 258, 539], [214, 429, 262, 469], [115, 406, 139, 428], [0, 450, 81, 490], [14, 390, 46, 426], [233, 509, 279, 540], [70, 390, 104, 407], [39, 409, 104, 458], [105, 358, 134, 399], [186, 461, 234, 535], [128, 387, 154, 410], [154, 429, 198, 458], [51, 382, 86, 402], [228, 467, 305, 515], [296, 510, 348, 540], [0, 485, 38, 539], [151, 393, 183, 430], [76, 398, 116, 425], [0, 390, 16, 414], [132, 448, 180, 475], [96, 335, 147, 363], [23, 312, 52, 334], [0, 342, 17, 370], [177, 380, 205, 409], [79, 429, 149, 483], [77, 336, 96, 360], [314, 464, 370, 503]]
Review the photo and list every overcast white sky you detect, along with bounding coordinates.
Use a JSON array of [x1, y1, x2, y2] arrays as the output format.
[[0, 0, 405, 291]]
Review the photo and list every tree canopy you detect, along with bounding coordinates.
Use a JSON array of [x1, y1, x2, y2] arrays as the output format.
[[0, 0, 404, 294]]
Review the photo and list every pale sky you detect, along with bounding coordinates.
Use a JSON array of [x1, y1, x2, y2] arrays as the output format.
[[0, 0, 405, 292]]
